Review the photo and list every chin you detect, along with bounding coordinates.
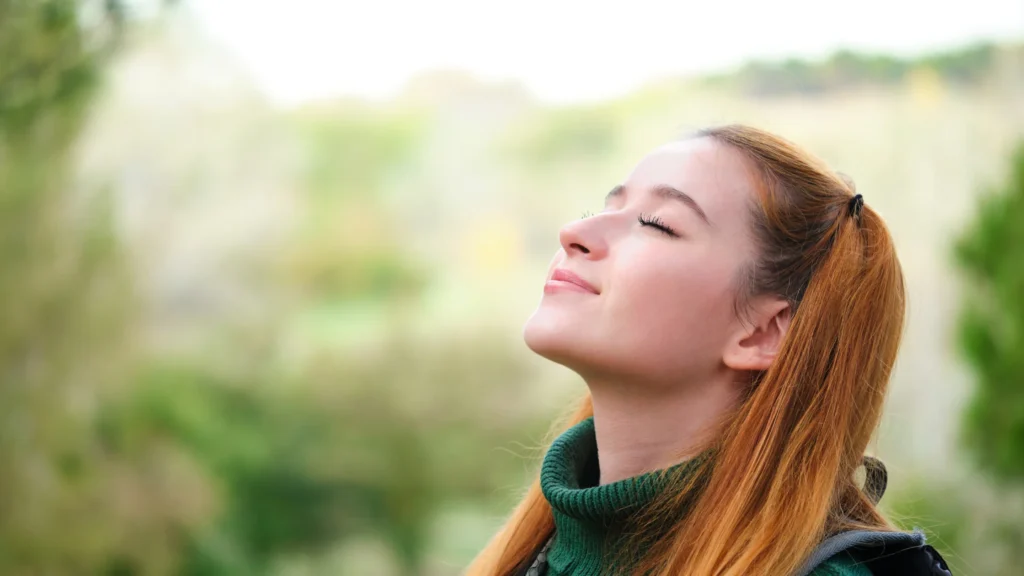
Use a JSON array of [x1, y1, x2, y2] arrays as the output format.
[[522, 308, 598, 371]]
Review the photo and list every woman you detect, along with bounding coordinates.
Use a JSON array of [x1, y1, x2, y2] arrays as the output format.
[[467, 126, 952, 575]]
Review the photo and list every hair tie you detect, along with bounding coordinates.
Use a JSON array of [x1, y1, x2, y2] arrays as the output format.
[[848, 193, 864, 221]]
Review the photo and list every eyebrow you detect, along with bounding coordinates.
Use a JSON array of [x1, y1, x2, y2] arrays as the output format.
[[605, 184, 712, 226]]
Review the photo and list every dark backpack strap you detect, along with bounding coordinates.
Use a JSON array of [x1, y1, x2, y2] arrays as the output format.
[[796, 529, 953, 576], [861, 543, 952, 576], [796, 529, 924, 576]]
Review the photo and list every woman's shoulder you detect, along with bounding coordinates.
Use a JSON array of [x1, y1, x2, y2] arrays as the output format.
[[809, 552, 873, 576]]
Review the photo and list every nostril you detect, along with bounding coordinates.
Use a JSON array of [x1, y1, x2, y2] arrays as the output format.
[[571, 243, 590, 254]]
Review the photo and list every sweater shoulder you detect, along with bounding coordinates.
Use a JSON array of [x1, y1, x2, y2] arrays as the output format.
[[809, 552, 874, 576]]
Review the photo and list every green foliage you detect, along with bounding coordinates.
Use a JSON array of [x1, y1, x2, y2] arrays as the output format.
[[0, 2, 158, 573], [94, 330, 548, 576], [954, 143, 1024, 482], [99, 362, 355, 575], [714, 42, 999, 96], [0, 0, 116, 132], [917, 43, 999, 84]]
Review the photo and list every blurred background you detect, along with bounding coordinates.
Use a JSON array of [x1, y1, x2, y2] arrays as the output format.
[[1, 1, 1023, 574]]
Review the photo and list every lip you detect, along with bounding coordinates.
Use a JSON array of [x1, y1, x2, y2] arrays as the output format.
[[545, 268, 600, 295]]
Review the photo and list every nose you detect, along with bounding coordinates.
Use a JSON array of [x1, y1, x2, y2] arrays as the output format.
[[558, 216, 608, 259]]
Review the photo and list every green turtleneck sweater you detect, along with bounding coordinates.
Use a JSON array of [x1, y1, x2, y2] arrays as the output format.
[[537, 418, 872, 576]]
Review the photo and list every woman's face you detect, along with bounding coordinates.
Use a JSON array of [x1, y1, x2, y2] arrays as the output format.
[[523, 137, 762, 387]]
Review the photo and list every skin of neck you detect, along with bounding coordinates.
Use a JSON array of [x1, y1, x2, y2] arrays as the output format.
[[585, 369, 743, 485]]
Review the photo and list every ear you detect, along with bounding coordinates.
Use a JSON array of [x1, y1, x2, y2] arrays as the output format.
[[722, 298, 793, 372]]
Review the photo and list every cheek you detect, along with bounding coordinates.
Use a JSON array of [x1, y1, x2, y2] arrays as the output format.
[[609, 244, 739, 343]]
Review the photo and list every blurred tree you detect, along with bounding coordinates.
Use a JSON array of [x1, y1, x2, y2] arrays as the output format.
[[95, 327, 550, 576], [919, 43, 996, 85], [99, 362, 355, 575], [724, 42, 1000, 96], [955, 142, 1024, 482], [300, 330, 552, 575], [0, 2, 207, 574], [285, 107, 428, 305], [952, 142, 1024, 570]]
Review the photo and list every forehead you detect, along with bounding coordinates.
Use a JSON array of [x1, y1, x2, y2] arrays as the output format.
[[623, 137, 758, 231]]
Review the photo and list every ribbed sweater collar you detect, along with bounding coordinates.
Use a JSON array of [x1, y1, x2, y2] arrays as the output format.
[[538, 417, 704, 575]]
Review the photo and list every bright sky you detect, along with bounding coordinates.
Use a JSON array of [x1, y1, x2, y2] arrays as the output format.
[[190, 0, 1024, 106]]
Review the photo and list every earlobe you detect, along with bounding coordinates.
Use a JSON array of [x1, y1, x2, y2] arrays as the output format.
[[722, 300, 792, 372]]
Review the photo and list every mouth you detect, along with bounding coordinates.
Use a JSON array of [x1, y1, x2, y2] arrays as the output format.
[[545, 268, 600, 295]]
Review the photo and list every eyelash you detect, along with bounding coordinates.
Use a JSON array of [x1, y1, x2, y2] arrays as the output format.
[[581, 210, 679, 237], [638, 213, 679, 237]]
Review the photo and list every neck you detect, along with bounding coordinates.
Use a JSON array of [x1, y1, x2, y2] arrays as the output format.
[[586, 373, 739, 485]]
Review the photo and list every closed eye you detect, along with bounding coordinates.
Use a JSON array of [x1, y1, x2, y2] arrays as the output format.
[[638, 213, 679, 238]]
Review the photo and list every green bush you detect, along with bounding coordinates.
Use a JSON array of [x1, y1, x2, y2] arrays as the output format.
[[954, 143, 1024, 483]]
